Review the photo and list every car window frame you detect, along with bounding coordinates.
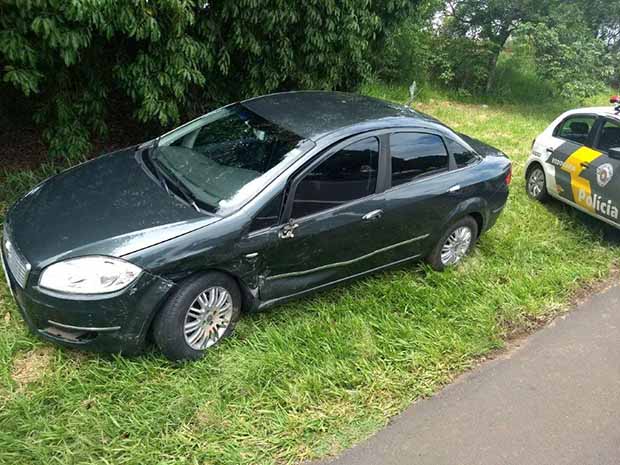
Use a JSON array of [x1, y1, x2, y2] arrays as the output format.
[[591, 116, 620, 154], [552, 113, 599, 147], [247, 190, 286, 234], [385, 130, 454, 190], [281, 131, 389, 223], [445, 137, 482, 170]]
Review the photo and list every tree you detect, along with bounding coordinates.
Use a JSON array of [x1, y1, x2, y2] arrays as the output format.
[[0, 0, 419, 160], [442, 0, 553, 92], [575, 0, 620, 50], [520, 3, 613, 100]]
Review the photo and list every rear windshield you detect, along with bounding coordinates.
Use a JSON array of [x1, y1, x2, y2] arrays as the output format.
[[152, 104, 304, 213]]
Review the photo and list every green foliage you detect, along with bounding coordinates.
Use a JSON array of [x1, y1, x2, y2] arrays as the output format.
[[490, 39, 555, 103], [521, 12, 613, 100], [374, 0, 616, 101], [427, 34, 494, 93], [370, 0, 440, 85], [0, 0, 417, 160], [441, 0, 556, 91]]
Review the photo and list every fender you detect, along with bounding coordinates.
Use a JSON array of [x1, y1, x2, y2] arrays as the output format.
[[444, 196, 489, 235]]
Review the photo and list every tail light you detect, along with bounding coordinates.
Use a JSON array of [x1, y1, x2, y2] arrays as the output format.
[[505, 165, 512, 186]]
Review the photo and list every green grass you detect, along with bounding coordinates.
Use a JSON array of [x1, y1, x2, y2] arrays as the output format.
[[1, 86, 620, 465]]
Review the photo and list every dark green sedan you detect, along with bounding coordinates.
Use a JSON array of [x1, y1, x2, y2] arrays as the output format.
[[2, 92, 511, 361]]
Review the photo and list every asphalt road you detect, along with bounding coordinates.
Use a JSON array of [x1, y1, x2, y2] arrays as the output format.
[[314, 282, 620, 465]]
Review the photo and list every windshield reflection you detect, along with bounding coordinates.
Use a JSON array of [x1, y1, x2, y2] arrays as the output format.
[[151, 104, 310, 215]]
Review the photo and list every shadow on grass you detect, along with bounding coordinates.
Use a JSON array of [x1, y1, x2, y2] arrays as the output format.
[[541, 199, 620, 247]]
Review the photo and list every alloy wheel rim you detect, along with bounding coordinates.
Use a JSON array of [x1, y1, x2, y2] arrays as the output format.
[[528, 169, 544, 197], [183, 286, 233, 350], [440, 226, 473, 266]]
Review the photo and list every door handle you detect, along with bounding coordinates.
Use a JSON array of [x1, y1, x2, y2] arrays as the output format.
[[278, 222, 299, 240], [447, 184, 461, 193], [580, 162, 591, 170], [362, 209, 384, 221], [546, 147, 554, 153]]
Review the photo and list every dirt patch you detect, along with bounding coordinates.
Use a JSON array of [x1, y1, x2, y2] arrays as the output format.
[[11, 346, 54, 389]]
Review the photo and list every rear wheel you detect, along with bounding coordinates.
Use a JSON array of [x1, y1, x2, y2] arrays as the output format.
[[526, 164, 549, 202], [426, 216, 478, 271], [153, 272, 241, 362]]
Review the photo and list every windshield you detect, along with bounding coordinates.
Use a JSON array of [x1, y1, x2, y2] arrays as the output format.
[[151, 104, 305, 214]]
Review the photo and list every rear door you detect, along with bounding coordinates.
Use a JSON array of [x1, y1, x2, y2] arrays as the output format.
[[586, 117, 620, 225], [376, 131, 469, 264], [544, 114, 601, 210]]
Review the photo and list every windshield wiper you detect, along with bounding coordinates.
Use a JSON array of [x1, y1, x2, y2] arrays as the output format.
[[146, 141, 171, 196], [164, 170, 201, 213], [147, 146, 201, 213]]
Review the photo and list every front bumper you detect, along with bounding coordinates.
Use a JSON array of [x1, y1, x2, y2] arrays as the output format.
[[2, 252, 175, 354]]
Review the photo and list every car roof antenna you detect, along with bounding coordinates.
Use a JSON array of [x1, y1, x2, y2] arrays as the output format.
[[406, 81, 419, 108]]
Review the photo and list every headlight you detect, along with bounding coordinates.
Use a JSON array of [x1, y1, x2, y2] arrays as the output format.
[[39, 256, 142, 294]]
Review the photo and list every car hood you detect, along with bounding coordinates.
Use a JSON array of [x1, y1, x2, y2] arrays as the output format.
[[6, 148, 219, 268]]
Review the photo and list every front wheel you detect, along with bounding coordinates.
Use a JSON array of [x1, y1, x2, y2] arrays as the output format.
[[526, 164, 549, 202], [426, 216, 478, 271], [153, 272, 241, 362]]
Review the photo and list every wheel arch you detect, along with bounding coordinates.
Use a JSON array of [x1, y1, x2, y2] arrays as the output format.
[[444, 197, 488, 238], [144, 267, 259, 341], [172, 268, 259, 312], [469, 211, 484, 237], [525, 159, 545, 177]]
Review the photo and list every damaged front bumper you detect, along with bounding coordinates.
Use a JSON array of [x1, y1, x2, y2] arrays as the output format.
[[2, 255, 175, 354]]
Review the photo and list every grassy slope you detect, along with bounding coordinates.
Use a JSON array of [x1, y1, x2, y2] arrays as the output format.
[[1, 86, 619, 465]]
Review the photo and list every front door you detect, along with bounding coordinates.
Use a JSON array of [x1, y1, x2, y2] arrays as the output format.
[[259, 135, 388, 301], [545, 114, 600, 210]]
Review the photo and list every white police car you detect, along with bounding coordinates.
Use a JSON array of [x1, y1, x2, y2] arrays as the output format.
[[525, 97, 620, 227]]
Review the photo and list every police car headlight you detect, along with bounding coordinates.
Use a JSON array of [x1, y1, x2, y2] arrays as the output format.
[[39, 256, 142, 294]]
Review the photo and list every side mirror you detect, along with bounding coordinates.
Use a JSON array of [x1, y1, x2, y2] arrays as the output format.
[[609, 148, 620, 160]]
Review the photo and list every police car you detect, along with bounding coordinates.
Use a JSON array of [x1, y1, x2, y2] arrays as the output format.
[[525, 97, 620, 227]]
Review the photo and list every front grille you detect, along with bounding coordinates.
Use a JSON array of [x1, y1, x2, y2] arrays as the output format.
[[2, 230, 30, 288]]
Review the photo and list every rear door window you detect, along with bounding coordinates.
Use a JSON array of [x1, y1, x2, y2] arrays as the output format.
[[446, 139, 479, 168], [554, 115, 597, 145], [390, 133, 448, 186]]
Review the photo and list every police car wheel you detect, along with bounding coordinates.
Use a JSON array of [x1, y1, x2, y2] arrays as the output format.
[[526, 164, 549, 202]]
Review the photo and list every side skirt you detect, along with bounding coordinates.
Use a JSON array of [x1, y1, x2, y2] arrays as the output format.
[[258, 253, 421, 310]]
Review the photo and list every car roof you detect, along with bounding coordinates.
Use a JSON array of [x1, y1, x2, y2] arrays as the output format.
[[562, 106, 620, 119], [242, 91, 437, 140]]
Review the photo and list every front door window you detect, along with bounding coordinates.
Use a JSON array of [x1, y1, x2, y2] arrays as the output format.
[[554, 115, 597, 145], [291, 137, 379, 218]]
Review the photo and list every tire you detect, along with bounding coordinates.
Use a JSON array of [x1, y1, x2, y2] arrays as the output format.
[[526, 164, 549, 202], [153, 272, 241, 362], [426, 216, 478, 272]]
